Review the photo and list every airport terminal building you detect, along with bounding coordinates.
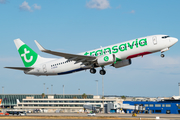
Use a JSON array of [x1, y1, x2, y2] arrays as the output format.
[[0, 94, 94, 108], [123, 100, 180, 114], [1, 94, 180, 114], [0, 94, 123, 113]]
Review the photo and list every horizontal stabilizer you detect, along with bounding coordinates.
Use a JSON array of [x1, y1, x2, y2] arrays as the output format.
[[4, 67, 34, 71]]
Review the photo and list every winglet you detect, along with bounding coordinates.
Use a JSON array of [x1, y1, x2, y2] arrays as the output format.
[[34, 40, 46, 51]]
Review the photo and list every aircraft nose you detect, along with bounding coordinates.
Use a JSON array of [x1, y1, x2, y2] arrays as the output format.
[[170, 37, 178, 46], [174, 38, 178, 43]]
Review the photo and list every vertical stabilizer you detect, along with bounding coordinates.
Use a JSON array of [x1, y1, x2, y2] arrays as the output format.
[[14, 39, 56, 68], [14, 39, 39, 67]]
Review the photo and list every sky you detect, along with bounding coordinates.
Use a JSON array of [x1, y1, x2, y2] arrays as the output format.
[[0, 0, 180, 97]]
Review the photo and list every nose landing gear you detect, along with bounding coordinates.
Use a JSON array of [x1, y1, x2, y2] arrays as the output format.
[[161, 54, 165, 58]]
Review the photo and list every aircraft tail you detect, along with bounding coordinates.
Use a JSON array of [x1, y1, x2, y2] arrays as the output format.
[[0, 99, 2, 106], [14, 39, 55, 67]]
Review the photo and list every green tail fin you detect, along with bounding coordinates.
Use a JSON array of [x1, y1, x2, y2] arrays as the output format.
[[14, 39, 38, 67]]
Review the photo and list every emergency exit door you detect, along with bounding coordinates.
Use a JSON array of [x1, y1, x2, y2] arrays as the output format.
[[42, 64, 47, 73], [152, 36, 157, 45]]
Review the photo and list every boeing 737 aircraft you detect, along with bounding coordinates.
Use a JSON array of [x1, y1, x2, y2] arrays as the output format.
[[5, 35, 178, 76]]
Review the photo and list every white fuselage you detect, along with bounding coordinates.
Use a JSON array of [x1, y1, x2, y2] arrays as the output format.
[[26, 35, 178, 76]]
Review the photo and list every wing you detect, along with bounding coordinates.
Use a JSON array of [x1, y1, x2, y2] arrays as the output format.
[[34, 40, 96, 65], [4, 67, 34, 71]]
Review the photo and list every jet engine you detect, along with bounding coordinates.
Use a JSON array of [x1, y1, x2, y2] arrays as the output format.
[[97, 54, 115, 66], [112, 59, 131, 68]]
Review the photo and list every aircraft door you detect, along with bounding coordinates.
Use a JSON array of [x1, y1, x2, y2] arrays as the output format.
[[152, 36, 157, 45], [42, 64, 47, 73]]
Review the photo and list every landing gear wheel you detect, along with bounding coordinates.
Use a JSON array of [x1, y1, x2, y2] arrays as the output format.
[[90, 68, 96, 74], [161, 54, 165, 58], [100, 70, 106, 75]]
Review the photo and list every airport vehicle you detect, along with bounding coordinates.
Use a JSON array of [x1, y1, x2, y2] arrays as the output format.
[[19, 111, 27, 116], [0, 112, 9, 116], [5, 113, 9, 116], [0, 99, 1, 103], [87, 113, 96, 116], [6, 110, 26, 116], [5, 35, 178, 76], [132, 112, 137, 117]]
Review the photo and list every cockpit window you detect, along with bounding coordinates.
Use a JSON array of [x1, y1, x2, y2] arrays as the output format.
[[162, 36, 170, 39]]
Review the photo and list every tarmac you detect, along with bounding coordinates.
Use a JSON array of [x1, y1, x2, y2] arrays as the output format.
[[0, 113, 180, 120]]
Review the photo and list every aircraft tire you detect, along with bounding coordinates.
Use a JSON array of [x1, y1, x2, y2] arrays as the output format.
[[90, 68, 96, 74], [161, 54, 165, 58], [100, 70, 106, 75]]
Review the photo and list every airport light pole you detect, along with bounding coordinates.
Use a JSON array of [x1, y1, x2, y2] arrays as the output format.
[[63, 85, 64, 99], [102, 75, 104, 113], [95, 80, 98, 96], [179, 83, 180, 96], [2, 86, 4, 108], [2, 86, 4, 94], [43, 83, 45, 94], [51, 85, 53, 94], [78, 89, 80, 94], [47, 87, 49, 95]]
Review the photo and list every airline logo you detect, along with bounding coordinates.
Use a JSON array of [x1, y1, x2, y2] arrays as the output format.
[[84, 38, 147, 56], [104, 56, 109, 62], [18, 44, 38, 67]]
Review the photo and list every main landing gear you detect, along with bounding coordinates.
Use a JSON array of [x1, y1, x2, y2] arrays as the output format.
[[99, 67, 106, 75], [90, 68, 96, 74], [90, 67, 106, 75]]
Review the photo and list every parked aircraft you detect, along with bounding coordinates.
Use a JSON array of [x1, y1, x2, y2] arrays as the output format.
[[5, 35, 178, 76]]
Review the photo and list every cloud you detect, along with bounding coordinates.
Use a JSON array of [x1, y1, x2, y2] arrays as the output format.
[[19, 1, 41, 12], [19, 1, 32, 12], [33, 4, 41, 10], [104, 55, 180, 76], [0, 57, 20, 62], [130, 55, 180, 75], [137, 56, 180, 68], [116, 5, 121, 9], [86, 0, 110, 10], [130, 10, 135, 14], [0, 0, 6, 4]]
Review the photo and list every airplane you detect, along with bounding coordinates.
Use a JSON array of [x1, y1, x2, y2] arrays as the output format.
[[5, 35, 178, 76]]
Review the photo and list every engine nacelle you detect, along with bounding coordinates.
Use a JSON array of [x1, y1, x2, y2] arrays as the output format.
[[97, 54, 115, 66], [113, 59, 131, 68]]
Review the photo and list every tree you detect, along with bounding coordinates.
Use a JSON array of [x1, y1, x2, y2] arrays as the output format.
[[121, 95, 126, 100], [82, 93, 87, 99], [42, 93, 45, 99]]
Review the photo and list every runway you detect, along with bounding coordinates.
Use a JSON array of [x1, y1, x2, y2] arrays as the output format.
[[0, 113, 180, 119]]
